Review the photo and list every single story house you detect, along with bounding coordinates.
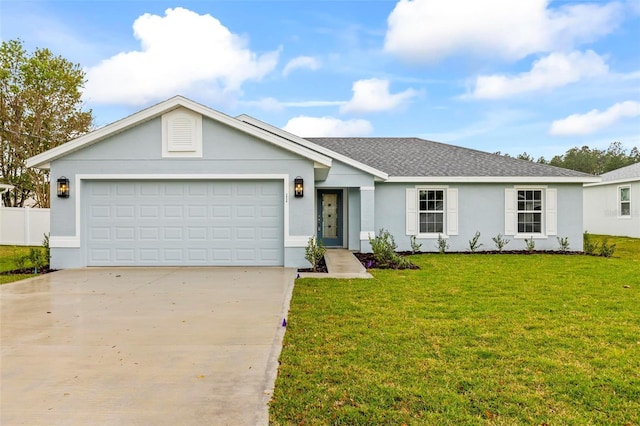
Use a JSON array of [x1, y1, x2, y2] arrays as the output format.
[[26, 96, 598, 269], [584, 162, 640, 238]]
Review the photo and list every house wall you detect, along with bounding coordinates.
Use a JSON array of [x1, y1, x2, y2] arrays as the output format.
[[374, 182, 585, 252], [48, 116, 316, 268], [584, 181, 640, 238]]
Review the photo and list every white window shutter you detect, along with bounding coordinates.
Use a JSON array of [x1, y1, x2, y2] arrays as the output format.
[[505, 188, 516, 235], [546, 188, 557, 236], [446, 188, 458, 235], [406, 188, 417, 235]]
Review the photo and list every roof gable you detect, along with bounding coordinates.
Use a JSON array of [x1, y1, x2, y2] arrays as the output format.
[[26, 96, 332, 169]]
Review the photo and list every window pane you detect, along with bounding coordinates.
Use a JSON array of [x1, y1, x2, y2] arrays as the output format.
[[518, 212, 541, 233], [419, 212, 427, 233], [620, 187, 630, 202], [621, 202, 630, 216], [425, 212, 444, 233]]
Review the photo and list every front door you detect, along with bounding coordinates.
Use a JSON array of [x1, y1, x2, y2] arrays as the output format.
[[317, 190, 343, 247]]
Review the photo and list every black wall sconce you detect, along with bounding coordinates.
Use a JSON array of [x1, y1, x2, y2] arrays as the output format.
[[57, 176, 70, 198], [294, 176, 304, 198]]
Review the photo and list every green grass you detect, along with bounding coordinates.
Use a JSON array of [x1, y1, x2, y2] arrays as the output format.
[[271, 246, 640, 424], [0, 245, 36, 283], [591, 234, 640, 261]]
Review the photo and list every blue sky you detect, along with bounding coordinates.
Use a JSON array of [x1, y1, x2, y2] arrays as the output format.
[[2, 0, 639, 159]]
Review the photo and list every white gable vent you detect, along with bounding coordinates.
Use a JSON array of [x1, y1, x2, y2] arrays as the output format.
[[162, 108, 203, 158]]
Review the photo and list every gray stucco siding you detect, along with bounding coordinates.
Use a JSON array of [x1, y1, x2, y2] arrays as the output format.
[[374, 182, 584, 252], [315, 160, 375, 188], [47, 114, 319, 268]]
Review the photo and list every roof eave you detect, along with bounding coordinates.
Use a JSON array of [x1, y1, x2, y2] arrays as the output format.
[[384, 176, 601, 183], [584, 176, 639, 187]]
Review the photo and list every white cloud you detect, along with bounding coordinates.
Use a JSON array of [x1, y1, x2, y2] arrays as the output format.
[[340, 78, 419, 114], [549, 101, 640, 135], [282, 56, 320, 76], [471, 50, 608, 99], [241, 97, 346, 111], [84, 7, 279, 105], [283, 116, 373, 137], [384, 0, 623, 62]]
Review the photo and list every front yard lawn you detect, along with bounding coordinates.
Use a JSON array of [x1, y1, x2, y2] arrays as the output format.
[[271, 251, 640, 424], [0, 245, 36, 284]]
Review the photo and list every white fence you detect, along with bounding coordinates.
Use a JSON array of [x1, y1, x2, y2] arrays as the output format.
[[0, 207, 50, 246]]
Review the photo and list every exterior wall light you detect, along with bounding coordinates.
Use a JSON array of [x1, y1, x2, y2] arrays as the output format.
[[57, 176, 70, 198], [294, 176, 304, 198]]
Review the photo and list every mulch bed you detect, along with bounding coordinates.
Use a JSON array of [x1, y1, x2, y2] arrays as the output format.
[[354, 252, 420, 270], [297, 256, 328, 273], [0, 267, 56, 276]]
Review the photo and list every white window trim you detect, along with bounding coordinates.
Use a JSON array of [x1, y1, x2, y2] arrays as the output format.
[[618, 185, 631, 219], [507, 185, 556, 239], [406, 185, 457, 238]]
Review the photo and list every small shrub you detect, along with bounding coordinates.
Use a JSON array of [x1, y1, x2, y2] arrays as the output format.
[[436, 234, 449, 254], [13, 251, 28, 270], [468, 231, 483, 253], [42, 233, 51, 264], [304, 236, 326, 272], [492, 233, 510, 253], [557, 236, 570, 252], [369, 229, 415, 269], [369, 228, 398, 266], [599, 239, 616, 258], [409, 235, 422, 254], [524, 236, 536, 253], [29, 247, 47, 273], [583, 231, 599, 255]]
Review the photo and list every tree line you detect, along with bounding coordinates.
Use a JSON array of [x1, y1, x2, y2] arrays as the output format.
[[505, 142, 640, 175]]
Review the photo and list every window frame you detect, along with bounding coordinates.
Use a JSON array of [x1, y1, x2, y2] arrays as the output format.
[[516, 189, 544, 235], [414, 187, 448, 238], [619, 185, 631, 218]]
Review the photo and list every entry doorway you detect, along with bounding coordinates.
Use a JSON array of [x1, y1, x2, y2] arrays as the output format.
[[317, 189, 343, 247]]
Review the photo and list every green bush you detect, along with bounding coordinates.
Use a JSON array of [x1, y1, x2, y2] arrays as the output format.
[[468, 231, 483, 252], [369, 229, 415, 269], [492, 233, 510, 253], [369, 228, 398, 267], [436, 234, 449, 254], [304, 236, 326, 272], [524, 236, 535, 253], [29, 247, 47, 273], [599, 239, 616, 258], [583, 231, 599, 255], [409, 235, 422, 254], [13, 251, 28, 270], [557, 236, 570, 252]]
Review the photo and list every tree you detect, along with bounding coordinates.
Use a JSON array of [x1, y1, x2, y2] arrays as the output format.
[[1, 39, 93, 207]]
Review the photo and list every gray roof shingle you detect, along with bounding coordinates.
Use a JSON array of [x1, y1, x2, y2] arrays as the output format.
[[306, 137, 595, 178], [600, 162, 640, 182]]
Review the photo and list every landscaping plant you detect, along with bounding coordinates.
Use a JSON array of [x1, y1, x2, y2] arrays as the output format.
[[468, 231, 483, 252], [599, 239, 616, 258], [524, 236, 536, 253], [492, 233, 510, 252], [583, 231, 599, 255], [304, 236, 326, 272], [557, 236, 570, 252], [436, 233, 449, 254], [409, 235, 422, 254]]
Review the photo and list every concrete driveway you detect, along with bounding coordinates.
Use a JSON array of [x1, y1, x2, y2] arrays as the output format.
[[0, 267, 295, 425]]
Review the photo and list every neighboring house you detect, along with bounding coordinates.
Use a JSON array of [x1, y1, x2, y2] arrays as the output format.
[[26, 96, 598, 269], [583, 162, 640, 238]]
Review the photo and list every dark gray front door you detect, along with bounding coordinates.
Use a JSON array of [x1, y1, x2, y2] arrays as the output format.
[[317, 190, 343, 247]]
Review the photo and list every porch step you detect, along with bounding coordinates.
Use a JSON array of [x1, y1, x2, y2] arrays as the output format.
[[299, 249, 372, 279]]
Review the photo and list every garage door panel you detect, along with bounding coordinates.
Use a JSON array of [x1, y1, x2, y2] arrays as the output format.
[[85, 181, 283, 266]]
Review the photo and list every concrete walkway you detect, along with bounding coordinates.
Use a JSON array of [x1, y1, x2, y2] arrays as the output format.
[[0, 267, 295, 426], [298, 249, 372, 279]]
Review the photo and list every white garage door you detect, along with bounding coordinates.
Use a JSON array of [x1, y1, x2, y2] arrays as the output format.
[[84, 180, 284, 266]]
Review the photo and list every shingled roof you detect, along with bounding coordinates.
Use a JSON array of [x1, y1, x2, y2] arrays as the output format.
[[306, 137, 595, 179], [600, 162, 640, 182]]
